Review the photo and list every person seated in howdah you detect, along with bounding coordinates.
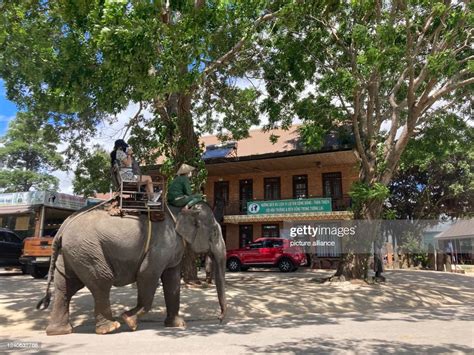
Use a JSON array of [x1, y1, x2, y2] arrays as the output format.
[[110, 139, 160, 205], [167, 164, 203, 210]]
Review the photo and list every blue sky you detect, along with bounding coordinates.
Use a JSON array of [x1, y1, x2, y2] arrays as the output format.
[[0, 79, 18, 135]]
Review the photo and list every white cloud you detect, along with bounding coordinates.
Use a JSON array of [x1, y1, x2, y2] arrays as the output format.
[[0, 115, 15, 136], [55, 169, 75, 194], [52, 102, 153, 194], [0, 114, 15, 122], [87, 102, 153, 148]]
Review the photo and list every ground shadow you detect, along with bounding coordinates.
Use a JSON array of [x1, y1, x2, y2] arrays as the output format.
[[0, 269, 472, 337]]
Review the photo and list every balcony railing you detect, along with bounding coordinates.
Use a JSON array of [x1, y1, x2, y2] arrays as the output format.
[[214, 196, 352, 217]]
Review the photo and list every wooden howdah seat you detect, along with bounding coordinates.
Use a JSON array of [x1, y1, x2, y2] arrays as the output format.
[[111, 163, 166, 214]]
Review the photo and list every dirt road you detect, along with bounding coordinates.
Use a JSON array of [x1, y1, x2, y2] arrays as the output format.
[[0, 269, 472, 354]]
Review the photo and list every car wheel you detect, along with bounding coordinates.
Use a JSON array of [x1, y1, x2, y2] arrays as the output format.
[[31, 267, 48, 279], [278, 258, 294, 272], [240, 266, 249, 271], [21, 265, 27, 275], [227, 258, 242, 272]]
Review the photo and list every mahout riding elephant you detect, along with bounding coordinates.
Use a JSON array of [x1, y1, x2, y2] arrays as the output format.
[[37, 202, 226, 335]]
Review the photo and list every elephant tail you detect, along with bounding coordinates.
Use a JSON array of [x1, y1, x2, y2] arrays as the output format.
[[36, 233, 62, 310]]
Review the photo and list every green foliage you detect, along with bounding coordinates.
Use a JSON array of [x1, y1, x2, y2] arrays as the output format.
[[389, 113, 473, 220], [72, 146, 111, 198], [0, 0, 289, 166], [298, 123, 327, 150], [427, 50, 460, 77], [399, 232, 428, 268], [0, 170, 59, 193], [259, 0, 472, 197], [399, 114, 473, 172], [0, 112, 63, 192], [349, 181, 390, 212]]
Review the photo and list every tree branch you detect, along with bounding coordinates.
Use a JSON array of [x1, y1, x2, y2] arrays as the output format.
[[418, 98, 459, 124], [384, 109, 400, 156], [202, 10, 282, 80], [352, 89, 372, 179], [336, 92, 352, 116], [414, 11, 434, 56], [194, 0, 205, 9], [421, 71, 473, 110], [122, 101, 143, 138], [382, 124, 414, 185], [389, 68, 409, 108]]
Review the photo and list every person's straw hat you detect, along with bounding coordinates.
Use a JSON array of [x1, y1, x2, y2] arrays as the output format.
[[177, 164, 196, 175]]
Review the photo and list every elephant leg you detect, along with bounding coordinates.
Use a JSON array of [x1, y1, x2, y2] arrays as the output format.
[[162, 264, 186, 328], [121, 271, 160, 331], [46, 270, 84, 336], [121, 305, 145, 332], [89, 283, 120, 335]]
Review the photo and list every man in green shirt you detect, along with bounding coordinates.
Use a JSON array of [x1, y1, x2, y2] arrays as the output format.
[[167, 164, 203, 209]]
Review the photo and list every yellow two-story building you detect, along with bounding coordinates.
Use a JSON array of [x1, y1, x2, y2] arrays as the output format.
[[200, 126, 359, 250]]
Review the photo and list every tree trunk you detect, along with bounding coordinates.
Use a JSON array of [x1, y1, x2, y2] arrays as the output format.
[[176, 93, 201, 283], [333, 198, 385, 281], [153, 84, 202, 282], [182, 244, 199, 284], [334, 253, 370, 280], [154, 90, 201, 283]]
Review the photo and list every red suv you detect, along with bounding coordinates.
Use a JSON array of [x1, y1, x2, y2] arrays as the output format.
[[226, 238, 307, 272]]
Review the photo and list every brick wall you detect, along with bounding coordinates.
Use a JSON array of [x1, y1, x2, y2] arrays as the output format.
[[205, 163, 359, 205], [205, 160, 359, 251]]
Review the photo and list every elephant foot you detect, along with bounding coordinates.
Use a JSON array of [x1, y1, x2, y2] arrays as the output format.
[[121, 312, 138, 331], [164, 315, 186, 328], [46, 323, 73, 336], [95, 320, 120, 335]]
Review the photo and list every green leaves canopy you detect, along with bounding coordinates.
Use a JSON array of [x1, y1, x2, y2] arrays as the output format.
[[388, 113, 474, 220], [252, 0, 473, 222], [72, 145, 111, 198], [0, 0, 287, 164], [258, 0, 473, 188], [0, 112, 63, 192]]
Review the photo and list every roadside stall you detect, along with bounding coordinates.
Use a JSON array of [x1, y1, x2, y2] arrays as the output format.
[[0, 191, 87, 277]]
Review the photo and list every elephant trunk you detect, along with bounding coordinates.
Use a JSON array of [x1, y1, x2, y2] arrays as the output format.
[[213, 253, 227, 322], [211, 238, 227, 323]]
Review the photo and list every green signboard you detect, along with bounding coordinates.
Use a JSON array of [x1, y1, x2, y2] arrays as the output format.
[[247, 198, 332, 215]]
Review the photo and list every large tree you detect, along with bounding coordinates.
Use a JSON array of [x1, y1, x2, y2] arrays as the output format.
[[72, 145, 112, 198], [388, 113, 473, 221], [386, 113, 473, 265], [258, 0, 473, 279], [0, 0, 289, 281], [0, 112, 63, 192]]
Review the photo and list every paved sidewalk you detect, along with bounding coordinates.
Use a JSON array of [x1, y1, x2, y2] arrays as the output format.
[[0, 269, 473, 354]]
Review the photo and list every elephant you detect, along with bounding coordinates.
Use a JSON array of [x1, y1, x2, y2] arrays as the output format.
[[37, 202, 227, 335]]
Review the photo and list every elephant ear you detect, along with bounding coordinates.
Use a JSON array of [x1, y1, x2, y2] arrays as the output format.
[[175, 210, 200, 245]]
